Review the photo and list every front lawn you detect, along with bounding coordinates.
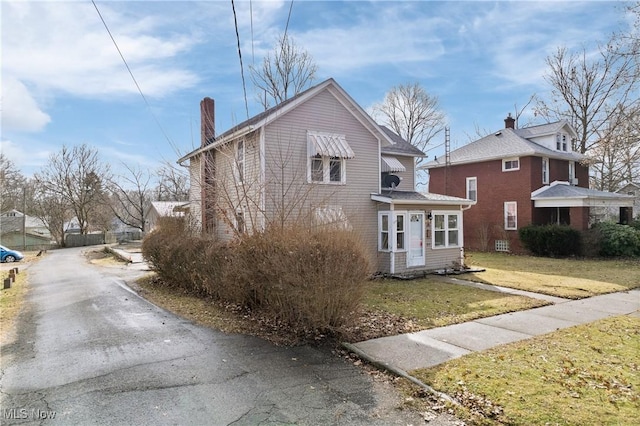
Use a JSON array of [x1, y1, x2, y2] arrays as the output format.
[[362, 278, 548, 330], [409, 315, 640, 425], [465, 252, 640, 299]]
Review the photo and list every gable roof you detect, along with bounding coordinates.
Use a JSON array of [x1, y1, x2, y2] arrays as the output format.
[[178, 78, 399, 164], [514, 120, 577, 139], [422, 121, 585, 169]]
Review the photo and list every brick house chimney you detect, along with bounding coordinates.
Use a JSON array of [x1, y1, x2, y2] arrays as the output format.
[[504, 113, 515, 129], [200, 97, 215, 147]]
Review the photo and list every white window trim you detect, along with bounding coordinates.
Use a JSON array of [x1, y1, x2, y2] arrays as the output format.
[[542, 157, 549, 185], [502, 157, 520, 172], [378, 211, 408, 252], [466, 177, 477, 201], [307, 156, 346, 184], [504, 201, 518, 230], [431, 210, 462, 249]]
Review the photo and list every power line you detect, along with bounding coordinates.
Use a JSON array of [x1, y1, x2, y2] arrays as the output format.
[[91, 0, 177, 154], [231, 0, 250, 120], [283, 0, 294, 41]]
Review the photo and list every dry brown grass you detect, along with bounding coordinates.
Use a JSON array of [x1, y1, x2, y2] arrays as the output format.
[[465, 251, 640, 299], [0, 267, 29, 345]]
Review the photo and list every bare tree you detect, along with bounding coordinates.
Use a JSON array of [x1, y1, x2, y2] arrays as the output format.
[[249, 34, 318, 110], [109, 163, 153, 232], [25, 179, 72, 246], [155, 162, 189, 201], [590, 103, 640, 191], [372, 82, 447, 185], [0, 154, 27, 212], [34, 144, 111, 235], [536, 45, 637, 154]]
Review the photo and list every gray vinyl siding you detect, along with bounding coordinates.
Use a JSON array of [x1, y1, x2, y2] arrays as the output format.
[[262, 89, 381, 270], [394, 156, 417, 190]]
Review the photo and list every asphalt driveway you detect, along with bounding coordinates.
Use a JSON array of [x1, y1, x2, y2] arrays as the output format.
[[0, 247, 461, 425]]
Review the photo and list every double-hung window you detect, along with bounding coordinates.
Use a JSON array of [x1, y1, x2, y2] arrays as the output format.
[[466, 177, 477, 201], [504, 202, 517, 230], [432, 211, 460, 249], [307, 131, 354, 184], [569, 161, 575, 184], [542, 157, 549, 185]]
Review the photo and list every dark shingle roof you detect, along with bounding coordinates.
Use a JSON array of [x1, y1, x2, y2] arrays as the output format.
[[379, 126, 425, 157]]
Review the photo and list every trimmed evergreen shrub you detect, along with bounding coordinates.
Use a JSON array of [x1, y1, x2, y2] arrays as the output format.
[[590, 222, 640, 257], [518, 224, 582, 257]]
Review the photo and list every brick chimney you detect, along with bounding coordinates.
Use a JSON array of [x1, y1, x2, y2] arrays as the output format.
[[504, 113, 515, 129], [200, 97, 215, 147]]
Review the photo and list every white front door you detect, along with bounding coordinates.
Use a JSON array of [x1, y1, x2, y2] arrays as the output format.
[[407, 212, 425, 267]]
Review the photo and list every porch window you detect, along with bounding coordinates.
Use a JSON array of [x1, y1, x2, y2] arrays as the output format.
[[379, 213, 390, 251], [466, 177, 477, 201], [504, 201, 517, 230], [396, 214, 405, 250], [502, 157, 520, 172], [378, 211, 407, 251], [432, 211, 460, 249]]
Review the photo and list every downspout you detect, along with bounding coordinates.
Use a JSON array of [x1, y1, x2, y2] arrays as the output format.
[[460, 204, 473, 267], [259, 128, 266, 231]]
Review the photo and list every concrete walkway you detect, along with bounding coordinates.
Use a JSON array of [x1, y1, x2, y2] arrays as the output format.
[[350, 282, 640, 372]]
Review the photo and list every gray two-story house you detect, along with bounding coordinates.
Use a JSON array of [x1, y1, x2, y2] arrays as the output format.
[[179, 78, 474, 275]]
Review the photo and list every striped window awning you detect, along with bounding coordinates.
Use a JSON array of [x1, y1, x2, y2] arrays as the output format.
[[307, 131, 355, 158], [381, 155, 406, 172]]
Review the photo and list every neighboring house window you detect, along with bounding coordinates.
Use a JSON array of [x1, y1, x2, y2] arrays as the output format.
[[502, 157, 520, 172], [378, 211, 407, 251], [432, 211, 460, 248], [562, 134, 568, 151], [504, 202, 517, 230], [235, 139, 245, 183], [569, 161, 575, 184], [307, 131, 354, 184], [556, 134, 561, 150], [466, 177, 477, 201], [542, 157, 549, 185]]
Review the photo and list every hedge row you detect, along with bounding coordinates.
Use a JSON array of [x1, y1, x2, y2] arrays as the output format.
[[142, 218, 370, 338]]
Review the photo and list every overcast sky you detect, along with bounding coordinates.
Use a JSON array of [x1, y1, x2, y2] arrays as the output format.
[[1, 0, 633, 177]]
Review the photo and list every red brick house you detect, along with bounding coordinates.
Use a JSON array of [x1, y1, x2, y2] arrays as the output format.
[[423, 115, 634, 252]]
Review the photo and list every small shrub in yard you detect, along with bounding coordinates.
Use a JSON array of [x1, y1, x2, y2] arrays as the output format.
[[590, 221, 640, 257], [518, 224, 581, 257]]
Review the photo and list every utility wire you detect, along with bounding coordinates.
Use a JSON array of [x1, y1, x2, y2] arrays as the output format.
[[91, 0, 178, 154], [283, 0, 294, 42], [231, 0, 250, 120]]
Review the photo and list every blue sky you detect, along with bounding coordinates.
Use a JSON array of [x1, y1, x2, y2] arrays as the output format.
[[1, 1, 633, 178]]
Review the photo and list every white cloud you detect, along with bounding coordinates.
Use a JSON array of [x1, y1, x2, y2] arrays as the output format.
[[2, 1, 199, 100], [1, 77, 51, 132], [0, 139, 51, 175]]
